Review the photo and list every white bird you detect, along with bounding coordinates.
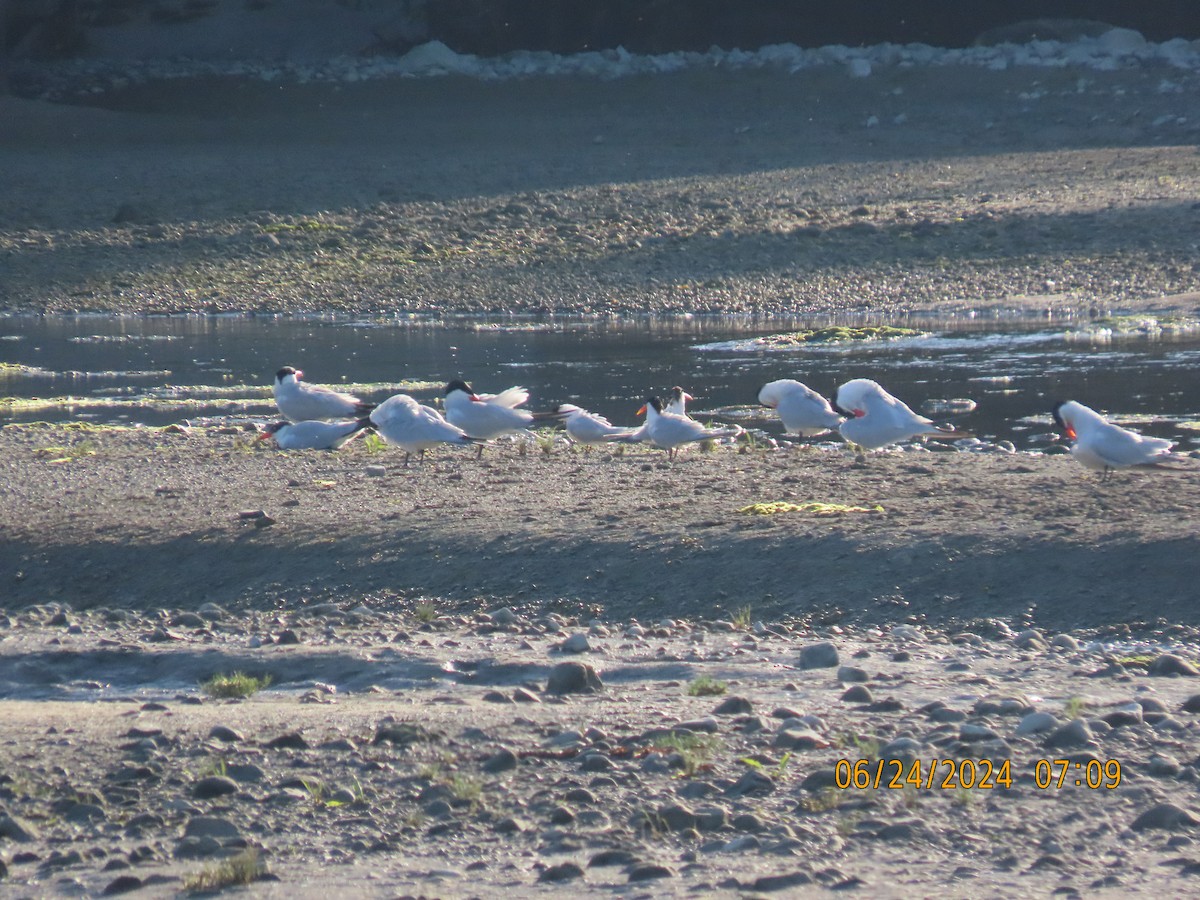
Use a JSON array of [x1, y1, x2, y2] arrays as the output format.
[[557, 404, 640, 448], [835, 378, 967, 451], [443, 380, 566, 456], [758, 379, 844, 437], [664, 386, 694, 417], [258, 418, 371, 450], [370, 393, 480, 465], [636, 396, 743, 461], [1052, 400, 1177, 480], [273, 366, 374, 422]]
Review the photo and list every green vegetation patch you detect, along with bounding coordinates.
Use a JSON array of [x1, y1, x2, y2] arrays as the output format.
[[183, 849, 267, 892], [201, 671, 272, 699], [262, 219, 348, 234], [753, 325, 919, 347], [686, 675, 728, 697]]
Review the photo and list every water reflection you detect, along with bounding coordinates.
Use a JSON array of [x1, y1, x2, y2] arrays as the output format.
[[1, 313, 1198, 448]]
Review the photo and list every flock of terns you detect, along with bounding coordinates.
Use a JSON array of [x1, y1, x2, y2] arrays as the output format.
[[262, 366, 1184, 478]]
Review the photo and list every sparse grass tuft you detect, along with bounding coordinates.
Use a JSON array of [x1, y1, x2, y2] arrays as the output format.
[[201, 671, 271, 699], [362, 432, 387, 454], [656, 732, 721, 777], [731, 604, 753, 629], [1063, 696, 1089, 718], [413, 601, 437, 624], [686, 675, 728, 697], [799, 787, 842, 813], [182, 848, 266, 892]]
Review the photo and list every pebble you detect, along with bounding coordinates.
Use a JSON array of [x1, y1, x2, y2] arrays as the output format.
[[546, 661, 603, 694], [798, 641, 839, 669], [482, 748, 518, 773], [559, 633, 591, 653], [1148, 654, 1200, 677], [1015, 712, 1060, 736], [1131, 803, 1200, 831], [538, 861, 584, 882], [837, 665, 869, 683], [712, 695, 753, 715], [1043, 719, 1094, 750]]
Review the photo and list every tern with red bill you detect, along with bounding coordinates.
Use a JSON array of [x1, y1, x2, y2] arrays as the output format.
[[273, 366, 374, 422], [1052, 400, 1178, 480], [758, 379, 844, 437], [443, 380, 566, 456], [370, 393, 481, 465], [259, 418, 371, 450], [834, 378, 968, 450], [636, 396, 742, 460]]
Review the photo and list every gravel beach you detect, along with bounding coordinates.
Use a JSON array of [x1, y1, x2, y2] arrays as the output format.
[[4, 38, 1200, 898]]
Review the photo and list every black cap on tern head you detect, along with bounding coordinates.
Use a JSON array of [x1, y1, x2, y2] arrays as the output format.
[[264, 421, 288, 434], [276, 366, 298, 381], [1050, 401, 1068, 430], [644, 396, 663, 412], [445, 379, 473, 396]]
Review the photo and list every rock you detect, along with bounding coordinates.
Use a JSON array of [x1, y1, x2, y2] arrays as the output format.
[[0, 815, 39, 842], [1051, 634, 1081, 651], [192, 775, 240, 800], [1182, 694, 1200, 713], [712, 696, 753, 715], [1043, 719, 1094, 750], [225, 764, 264, 784], [559, 633, 591, 653], [493, 816, 528, 834], [482, 748, 518, 774], [841, 685, 873, 704], [64, 802, 106, 823], [489, 607, 520, 626], [373, 722, 435, 747], [364, 465, 387, 477], [546, 661, 603, 695], [1015, 712, 1060, 736], [754, 870, 813, 891], [798, 642, 839, 669], [628, 863, 675, 881], [208, 725, 243, 743], [1148, 654, 1200, 677], [512, 687, 541, 703], [102, 875, 143, 895], [658, 803, 699, 831], [580, 753, 615, 772], [1014, 628, 1047, 650], [538, 861, 584, 882], [589, 849, 639, 867], [837, 665, 869, 683], [275, 629, 301, 645], [1131, 803, 1200, 831], [183, 816, 242, 840], [265, 732, 309, 750], [725, 770, 774, 797]]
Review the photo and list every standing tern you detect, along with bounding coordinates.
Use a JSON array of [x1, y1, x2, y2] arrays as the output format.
[[443, 380, 566, 456], [636, 396, 743, 461], [370, 393, 480, 465], [557, 404, 640, 449], [259, 418, 371, 450], [1052, 400, 1178, 480], [273, 366, 374, 422], [834, 378, 968, 451], [758, 379, 844, 437], [664, 386, 694, 418]]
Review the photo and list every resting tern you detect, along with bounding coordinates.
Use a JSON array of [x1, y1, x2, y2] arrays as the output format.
[[834, 378, 968, 451], [636, 396, 743, 460], [273, 366, 374, 422], [370, 393, 480, 465], [443, 380, 566, 456], [664, 386, 694, 417], [1052, 400, 1178, 480], [259, 418, 371, 450], [758, 379, 844, 437], [557, 404, 640, 449]]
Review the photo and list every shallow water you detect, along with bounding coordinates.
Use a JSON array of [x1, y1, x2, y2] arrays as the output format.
[[2, 313, 1199, 449]]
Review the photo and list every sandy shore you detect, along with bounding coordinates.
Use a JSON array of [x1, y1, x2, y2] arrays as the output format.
[[3, 60, 1200, 896]]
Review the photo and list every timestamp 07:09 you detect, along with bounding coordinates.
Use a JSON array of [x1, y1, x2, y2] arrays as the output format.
[[834, 758, 1123, 791]]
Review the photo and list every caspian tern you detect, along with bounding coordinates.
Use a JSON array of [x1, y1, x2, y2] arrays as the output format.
[[557, 404, 640, 449], [834, 378, 967, 451], [443, 380, 566, 456], [758, 379, 844, 437], [664, 386, 694, 418], [273, 366, 374, 422], [370, 393, 480, 465], [1052, 400, 1178, 480], [259, 418, 371, 450], [636, 396, 743, 461]]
